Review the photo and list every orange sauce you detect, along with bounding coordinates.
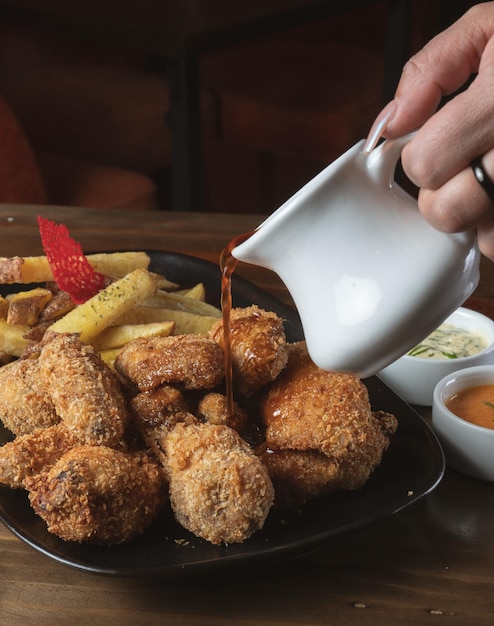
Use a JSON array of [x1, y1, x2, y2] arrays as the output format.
[[446, 384, 494, 429]]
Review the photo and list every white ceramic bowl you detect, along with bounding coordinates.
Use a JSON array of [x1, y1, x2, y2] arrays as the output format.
[[432, 364, 494, 481], [378, 307, 494, 406]]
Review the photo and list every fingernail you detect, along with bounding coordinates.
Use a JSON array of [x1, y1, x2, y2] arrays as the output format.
[[362, 101, 397, 154]]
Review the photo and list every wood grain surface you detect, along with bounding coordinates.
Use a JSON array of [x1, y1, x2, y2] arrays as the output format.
[[0, 204, 493, 625]]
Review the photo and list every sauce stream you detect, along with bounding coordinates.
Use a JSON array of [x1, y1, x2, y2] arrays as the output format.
[[220, 230, 254, 416]]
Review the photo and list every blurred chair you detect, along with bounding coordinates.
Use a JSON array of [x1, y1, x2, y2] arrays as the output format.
[[36, 151, 160, 212], [0, 95, 46, 204], [0, 22, 168, 210], [200, 2, 413, 213], [0, 3, 425, 213], [0, 92, 160, 210]]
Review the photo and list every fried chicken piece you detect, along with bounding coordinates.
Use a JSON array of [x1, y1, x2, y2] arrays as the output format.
[[209, 305, 288, 397], [130, 384, 190, 431], [26, 445, 166, 545], [115, 334, 224, 392], [197, 392, 248, 434], [163, 420, 274, 544], [259, 448, 339, 509], [38, 334, 129, 447], [260, 342, 397, 506], [129, 385, 197, 465], [0, 423, 76, 489], [259, 433, 398, 509], [0, 357, 59, 436], [372, 410, 401, 438]]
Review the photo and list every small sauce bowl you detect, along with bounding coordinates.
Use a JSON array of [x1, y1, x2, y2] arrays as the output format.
[[432, 364, 494, 481], [378, 307, 494, 406]]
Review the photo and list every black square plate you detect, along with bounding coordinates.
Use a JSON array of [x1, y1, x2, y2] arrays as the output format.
[[0, 250, 445, 580]]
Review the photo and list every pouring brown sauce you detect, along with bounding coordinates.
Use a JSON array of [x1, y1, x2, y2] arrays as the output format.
[[219, 231, 254, 416]]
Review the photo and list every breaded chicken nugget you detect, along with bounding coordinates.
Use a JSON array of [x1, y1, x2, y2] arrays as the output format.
[[209, 305, 288, 397], [260, 342, 397, 505], [258, 448, 339, 509], [197, 392, 248, 434], [0, 423, 76, 489], [130, 385, 197, 466], [0, 358, 59, 436], [38, 334, 129, 447], [262, 342, 396, 459], [163, 421, 274, 544], [130, 385, 189, 431], [26, 445, 166, 545], [115, 334, 224, 391]]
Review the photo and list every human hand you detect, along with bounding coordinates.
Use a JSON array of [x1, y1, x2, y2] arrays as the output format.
[[364, 2, 494, 259]]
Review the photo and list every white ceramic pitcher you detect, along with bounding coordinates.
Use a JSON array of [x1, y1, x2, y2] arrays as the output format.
[[232, 134, 480, 378]]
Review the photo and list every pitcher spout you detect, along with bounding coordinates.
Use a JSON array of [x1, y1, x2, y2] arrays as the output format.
[[231, 225, 278, 271]]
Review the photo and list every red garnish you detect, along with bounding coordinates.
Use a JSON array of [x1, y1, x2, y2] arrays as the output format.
[[38, 216, 106, 304]]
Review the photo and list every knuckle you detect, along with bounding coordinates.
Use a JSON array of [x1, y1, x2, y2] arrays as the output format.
[[402, 148, 442, 189], [418, 190, 466, 233]]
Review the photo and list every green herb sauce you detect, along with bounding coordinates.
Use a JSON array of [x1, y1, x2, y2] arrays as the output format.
[[408, 323, 488, 359]]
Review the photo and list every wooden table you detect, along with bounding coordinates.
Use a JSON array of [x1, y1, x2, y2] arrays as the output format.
[[1, 204, 494, 625], [0, 0, 411, 212]]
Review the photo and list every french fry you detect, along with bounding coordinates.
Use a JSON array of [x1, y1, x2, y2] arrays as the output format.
[[0, 319, 29, 356], [49, 268, 158, 344], [150, 272, 180, 291], [117, 306, 218, 335], [0, 248, 219, 363], [92, 321, 175, 351], [0, 256, 52, 284], [175, 282, 206, 300], [0, 251, 151, 284], [87, 252, 151, 278], [98, 348, 123, 369], [143, 289, 221, 318], [6, 287, 53, 326]]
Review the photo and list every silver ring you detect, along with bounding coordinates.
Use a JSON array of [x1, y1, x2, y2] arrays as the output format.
[[471, 157, 494, 202]]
